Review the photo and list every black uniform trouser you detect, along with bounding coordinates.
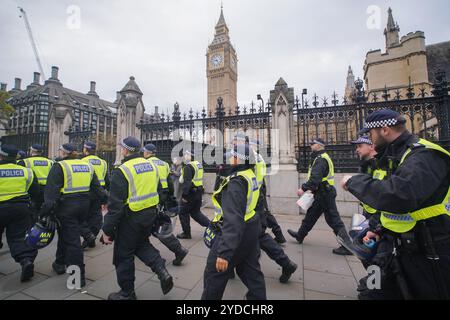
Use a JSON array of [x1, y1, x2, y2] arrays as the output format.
[[0, 202, 38, 263], [113, 206, 166, 294], [258, 206, 290, 268], [55, 196, 90, 277], [179, 189, 210, 234], [202, 216, 267, 300], [156, 234, 183, 255], [80, 198, 103, 239], [297, 186, 346, 238]]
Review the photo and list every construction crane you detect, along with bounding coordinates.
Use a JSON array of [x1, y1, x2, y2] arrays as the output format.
[[18, 7, 46, 81]]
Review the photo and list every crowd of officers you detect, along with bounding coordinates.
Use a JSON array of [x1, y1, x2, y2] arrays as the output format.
[[0, 108, 449, 300]]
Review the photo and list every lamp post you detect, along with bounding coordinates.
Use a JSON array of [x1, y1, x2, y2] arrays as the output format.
[[301, 88, 308, 169]]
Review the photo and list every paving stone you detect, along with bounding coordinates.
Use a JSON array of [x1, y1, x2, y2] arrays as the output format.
[[303, 245, 353, 276], [0, 257, 20, 275], [82, 242, 114, 258], [85, 269, 151, 299], [0, 271, 48, 300], [23, 275, 92, 300], [5, 292, 37, 300], [265, 277, 304, 300], [305, 289, 356, 300], [184, 279, 203, 300], [222, 278, 248, 300], [302, 229, 341, 248], [187, 239, 210, 258], [135, 279, 189, 300], [84, 250, 115, 281], [348, 261, 367, 283], [151, 254, 206, 290], [65, 292, 102, 300], [304, 270, 357, 298]]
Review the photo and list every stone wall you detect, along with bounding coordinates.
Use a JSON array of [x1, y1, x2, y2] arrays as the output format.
[[201, 172, 360, 218]]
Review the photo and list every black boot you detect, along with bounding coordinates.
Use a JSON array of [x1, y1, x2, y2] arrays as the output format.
[[357, 275, 369, 292], [332, 245, 353, 256], [155, 266, 174, 295], [279, 260, 298, 284], [273, 231, 287, 244], [82, 232, 96, 249], [287, 230, 304, 244], [334, 228, 353, 256], [52, 261, 66, 275], [108, 291, 137, 300], [20, 260, 34, 282], [173, 247, 188, 266], [176, 232, 191, 239]]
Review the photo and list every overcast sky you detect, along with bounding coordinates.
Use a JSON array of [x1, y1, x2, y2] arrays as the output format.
[[1, 0, 450, 114]]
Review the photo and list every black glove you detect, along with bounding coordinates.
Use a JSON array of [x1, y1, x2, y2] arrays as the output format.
[[40, 215, 59, 231]]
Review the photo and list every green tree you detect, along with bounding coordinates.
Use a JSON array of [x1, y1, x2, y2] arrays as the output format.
[[0, 91, 14, 118]]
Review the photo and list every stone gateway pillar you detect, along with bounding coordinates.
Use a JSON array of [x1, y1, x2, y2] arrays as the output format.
[[48, 93, 74, 158], [115, 76, 145, 164], [266, 78, 299, 215]]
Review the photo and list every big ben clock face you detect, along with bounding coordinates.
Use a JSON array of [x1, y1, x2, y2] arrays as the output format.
[[211, 54, 223, 68]]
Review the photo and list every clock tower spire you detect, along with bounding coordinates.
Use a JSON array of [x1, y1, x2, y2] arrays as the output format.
[[206, 6, 237, 115]]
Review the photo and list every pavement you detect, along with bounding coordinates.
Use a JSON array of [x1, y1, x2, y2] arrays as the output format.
[[0, 209, 366, 300]]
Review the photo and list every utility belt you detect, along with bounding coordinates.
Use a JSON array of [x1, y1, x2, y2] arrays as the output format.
[[383, 228, 450, 255]]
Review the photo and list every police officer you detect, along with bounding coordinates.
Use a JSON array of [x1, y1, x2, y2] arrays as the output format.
[[102, 137, 173, 300], [0, 144, 39, 282], [142, 144, 188, 266], [177, 150, 210, 239], [18, 144, 53, 222], [350, 135, 381, 292], [248, 138, 297, 283], [40, 143, 106, 287], [233, 133, 286, 244], [342, 110, 450, 300], [202, 144, 266, 300], [288, 138, 352, 255], [80, 141, 109, 249]]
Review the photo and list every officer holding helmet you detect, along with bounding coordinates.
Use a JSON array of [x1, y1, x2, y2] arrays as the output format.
[[142, 143, 189, 266], [40, 143, 106, 287], [0, 144, 39, 282], [202, 143, 266, 300], [102, 137, 173, 300], [342, 109, 450, 300]]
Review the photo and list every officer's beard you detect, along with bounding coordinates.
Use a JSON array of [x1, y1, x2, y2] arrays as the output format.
[[374, 137, 389, 154]]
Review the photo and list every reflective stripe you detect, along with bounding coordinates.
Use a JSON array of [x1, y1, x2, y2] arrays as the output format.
[[120, 165, 138, 199], [130, 192, 159, 203], [382, 213, 415, 222], [24, 168, 32, 191]]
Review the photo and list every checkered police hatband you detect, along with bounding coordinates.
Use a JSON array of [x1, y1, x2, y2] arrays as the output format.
[[230, 149, 250, 161], [312, 140, 325, 147], [120, 141, 137, 152], [59, 146, 72, 154], [364, 118, 399, 130], [357, 137, 373, 145]]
